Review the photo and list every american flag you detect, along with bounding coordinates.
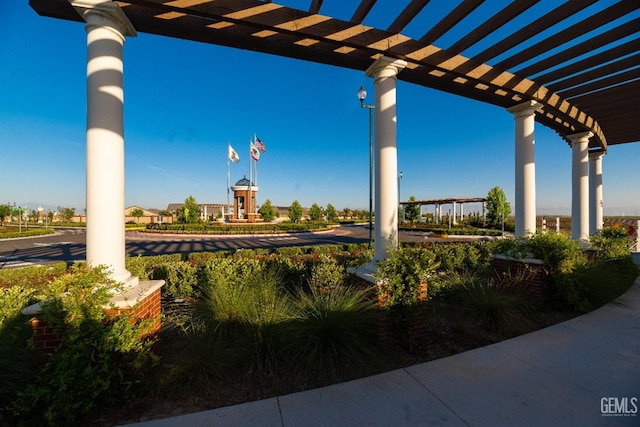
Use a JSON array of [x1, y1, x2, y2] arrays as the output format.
[[255, 136, 266, 153]]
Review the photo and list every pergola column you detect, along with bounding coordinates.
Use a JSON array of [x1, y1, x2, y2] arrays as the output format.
[[569, 132, 593, 242], [507, 101, 541, 237], [589, 151, 604, 234], [366, 56, 406, 263], [72, 0, 137, 284]]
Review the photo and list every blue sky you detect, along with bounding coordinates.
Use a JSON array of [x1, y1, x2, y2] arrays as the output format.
[[1, 1, 639, 216]]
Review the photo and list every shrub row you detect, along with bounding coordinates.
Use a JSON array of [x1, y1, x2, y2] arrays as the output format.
[[145, 222, 330, 234], [0, 228, 55, 240]]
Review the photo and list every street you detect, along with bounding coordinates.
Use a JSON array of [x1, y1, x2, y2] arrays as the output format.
[[0, 225, 492, 269]]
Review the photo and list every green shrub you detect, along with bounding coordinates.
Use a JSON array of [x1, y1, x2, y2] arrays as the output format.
[[0, 287, 36, 419], [152, 261, 199, 298], [590, 227, 633, 260], [13, 266, 158, 425], [308, 254, 347, 292], [375, 247, 439, 309]]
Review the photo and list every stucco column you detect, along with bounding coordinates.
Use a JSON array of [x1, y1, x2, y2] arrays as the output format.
[[72, 1, 137, 285], [569, 132, 593, 242], [507, 101, 541, 237], [365, 56, 406, 262], [589, 151, 604, 234]]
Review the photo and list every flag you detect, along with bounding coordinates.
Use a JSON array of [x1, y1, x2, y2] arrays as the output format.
[[250, 143, 260, 161], [255, 136, 266, 153], [228, 145, 240, 163]]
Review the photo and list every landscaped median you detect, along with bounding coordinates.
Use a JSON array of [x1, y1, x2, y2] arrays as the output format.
[[144, 221, 333, 235], [0, 226, 55, 239]]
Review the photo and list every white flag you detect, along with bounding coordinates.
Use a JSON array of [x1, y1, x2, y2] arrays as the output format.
[[250, 143, 260, 161], [228, 145, 240, 163]]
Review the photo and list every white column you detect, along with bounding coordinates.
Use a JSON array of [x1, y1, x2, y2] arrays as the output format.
[[507, 101, 541, 237], [366, 56, 406, 263], [452, 201, 457, 225], [569, 131, 593, 242], [73, 1, 137, 285], [589, 151, 604, 234]]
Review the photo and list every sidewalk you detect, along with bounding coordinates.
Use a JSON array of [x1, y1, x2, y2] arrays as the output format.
[[123, 277, 640, 427]]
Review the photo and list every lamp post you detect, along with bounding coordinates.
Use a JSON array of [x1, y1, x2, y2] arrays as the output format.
[[398, 171, 403, 223], [357, 85, 374, 249]]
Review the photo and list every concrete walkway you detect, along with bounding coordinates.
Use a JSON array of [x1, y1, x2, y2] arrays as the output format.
[[123, 277, 640, 427]]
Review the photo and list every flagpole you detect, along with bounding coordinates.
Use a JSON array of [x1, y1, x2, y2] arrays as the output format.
[[227, 141, 230, 218]]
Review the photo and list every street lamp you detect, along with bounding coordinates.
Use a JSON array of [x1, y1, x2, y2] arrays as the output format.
[[357, 85, 375, 249], [398, 171, 404, 223]]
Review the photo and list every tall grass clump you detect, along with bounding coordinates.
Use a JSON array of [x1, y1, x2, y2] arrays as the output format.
[[438, 271, 533, 335], [290, 286, 378, 383]]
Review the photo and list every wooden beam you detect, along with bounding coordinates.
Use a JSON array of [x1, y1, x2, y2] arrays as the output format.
[[386, 0, 430, 34]]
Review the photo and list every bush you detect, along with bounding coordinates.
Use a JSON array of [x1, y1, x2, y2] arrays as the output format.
[[13, 266, 158, 425], [375, 247, 439, 309], [0, 287, 37, 419]]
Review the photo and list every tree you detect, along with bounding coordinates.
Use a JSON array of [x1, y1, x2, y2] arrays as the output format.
[[131, 208, 144, 224], [404, 196, 420, 222], [180, 195, 200, 223], [58, 206, 76, 223], [325, 203, 338, 222], [309, 203, 324, 221], [259, 199, 277, 222], [486, 186, 511, 229], [289, 200, 303, 223], [0, 204, 11, 225], [342, 207, 351, 219]]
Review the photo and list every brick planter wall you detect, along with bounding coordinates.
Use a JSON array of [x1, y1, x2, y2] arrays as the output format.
[[349, 272, 429, 345], [24, 280, 164, 358], [492, 255, 547, 300]]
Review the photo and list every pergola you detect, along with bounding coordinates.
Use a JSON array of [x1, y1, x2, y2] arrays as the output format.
[[29, 0, 639, 281], [31, 0, 640, 149]]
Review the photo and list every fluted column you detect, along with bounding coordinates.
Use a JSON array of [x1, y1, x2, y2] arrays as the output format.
[[589, 151, 604, 234], [72, 0, 137, 285], [365, 56, 406, 263], [569, 132, 593, 242], [507, 101, 541, 237]]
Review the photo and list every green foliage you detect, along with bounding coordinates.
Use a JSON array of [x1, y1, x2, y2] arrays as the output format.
[[375, 247, 439, 309], [589, 226, 633, 259], [130, 208, 145, 223], [258, 198, 277, 222], [13, 266, 158, 425], [404, 196, 420, 222], [0, 287, 37, 416], [57, 206, 76, 223], [290, 286, 378, 381], [180, 195, 200, 224], [0, 227, 55, 240], [288, 200, 303, 223], [438, 272, 532, 334], [309, 203, 324, 221], [486, 186, 511, 228], [325, 203, 338, 222], [0, 262, 68, 290], [308, 254, 347, 291], [152, 261, 200, 298], [0, 204, 10, 226]]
